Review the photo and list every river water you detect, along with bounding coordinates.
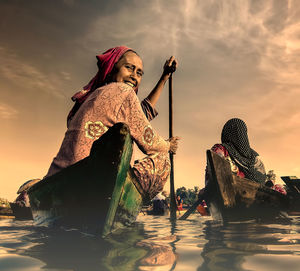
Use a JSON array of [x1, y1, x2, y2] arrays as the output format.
[[0, 213, 300, 271]]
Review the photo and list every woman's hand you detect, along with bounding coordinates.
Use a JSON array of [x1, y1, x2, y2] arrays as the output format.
[[168, 136, 180, 154], [162, 56, 178, 80]]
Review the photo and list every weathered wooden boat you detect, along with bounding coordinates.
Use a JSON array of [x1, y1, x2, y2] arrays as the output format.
[[0, 207, 14, 219], [10, 203, 33, 220], [28, 123, 145, 237], [281, 176, 300, 216], [204, 150, 290, 222]]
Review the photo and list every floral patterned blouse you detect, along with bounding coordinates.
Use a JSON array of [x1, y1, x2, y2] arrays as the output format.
[[46, 82, 170, 177]]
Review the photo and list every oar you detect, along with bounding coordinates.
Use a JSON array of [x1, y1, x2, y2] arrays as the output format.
[[169, 62, 177, 220], [178, 196, 204, 220], [179, 184, 211, 220]]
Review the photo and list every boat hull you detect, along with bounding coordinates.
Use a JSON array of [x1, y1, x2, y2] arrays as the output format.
[[28, 123, 143, 237], [205, 150, 290, 222], [10, 203, 33, 220], [281, 176, 300, 216]]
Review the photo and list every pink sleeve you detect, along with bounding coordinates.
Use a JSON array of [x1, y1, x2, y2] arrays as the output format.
[[117, 91, 170, 155]]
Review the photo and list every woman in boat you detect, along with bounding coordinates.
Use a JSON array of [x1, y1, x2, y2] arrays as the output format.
[[151, 192, 169, 215], [200, 118, 287, 198], [207, 118, 267, 184], [45, 46, 180, 199], [176, 195, 183, 212]]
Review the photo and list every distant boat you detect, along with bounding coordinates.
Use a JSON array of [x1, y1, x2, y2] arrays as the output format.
[[28, 123, 144, 237], [205, 150, 290, 222], [9, 203, 33, 220], [0, 206, 14, 219], [281, 176, 300, 216]]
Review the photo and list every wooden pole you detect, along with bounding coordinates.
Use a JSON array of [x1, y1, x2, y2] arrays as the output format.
[[169, 73, 177, 220]]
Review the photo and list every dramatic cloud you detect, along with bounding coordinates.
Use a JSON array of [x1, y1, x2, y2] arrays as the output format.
[[1, 0, 300, 199]]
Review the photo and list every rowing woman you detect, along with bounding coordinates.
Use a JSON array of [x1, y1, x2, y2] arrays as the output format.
[[45, 46, 180, 199]]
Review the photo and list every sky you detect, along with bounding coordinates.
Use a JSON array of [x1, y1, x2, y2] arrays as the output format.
[[1, 0, 300, 201]]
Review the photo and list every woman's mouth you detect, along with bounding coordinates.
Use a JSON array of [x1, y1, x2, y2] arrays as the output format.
[[124, 81, 136, 88]]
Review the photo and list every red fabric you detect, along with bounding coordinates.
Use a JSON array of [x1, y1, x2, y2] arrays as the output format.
[[211, 144, 245, 178], [273, 184, 287, 195], [67, 46, 132, 123], [197, 204, 209, 216]]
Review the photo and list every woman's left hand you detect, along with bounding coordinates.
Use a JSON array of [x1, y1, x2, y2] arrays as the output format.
[[162, 56, 178, 79]]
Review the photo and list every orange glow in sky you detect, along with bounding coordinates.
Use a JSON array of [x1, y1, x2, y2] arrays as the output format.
[[1, 1, 300, 200]]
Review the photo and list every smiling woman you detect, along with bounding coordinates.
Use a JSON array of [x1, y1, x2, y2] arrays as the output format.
[[44, 46, 180, 199], [110, 51, 144, 88]]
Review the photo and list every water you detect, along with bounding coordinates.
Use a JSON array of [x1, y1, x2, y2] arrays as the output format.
[[1, 214, 300, 271]]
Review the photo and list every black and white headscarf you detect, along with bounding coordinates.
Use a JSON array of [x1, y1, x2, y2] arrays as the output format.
[[221, 118, 266, 183]]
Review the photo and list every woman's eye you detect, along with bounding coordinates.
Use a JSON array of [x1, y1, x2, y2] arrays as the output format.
[[125, 65, 134, 71]]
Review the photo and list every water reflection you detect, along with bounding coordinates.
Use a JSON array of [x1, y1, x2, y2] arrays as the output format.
[[1, 215, 300, 270], [198, 217, 300, 271], [0, 218, 177, 271]]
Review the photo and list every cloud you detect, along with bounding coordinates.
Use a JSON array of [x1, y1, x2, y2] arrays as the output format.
[[78, 0, 300, 131], [0, 46, 70, 99], [1, 0, 300, 193], [0, 103, 18, 119]]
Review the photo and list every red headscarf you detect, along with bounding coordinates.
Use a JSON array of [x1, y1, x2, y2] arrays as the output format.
[[67, 46, 132, 124]]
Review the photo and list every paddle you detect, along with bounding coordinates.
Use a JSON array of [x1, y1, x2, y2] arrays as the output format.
[[178, 195, 204, 220], [179, 184, 211, 220], [168, 62, 177, 220]]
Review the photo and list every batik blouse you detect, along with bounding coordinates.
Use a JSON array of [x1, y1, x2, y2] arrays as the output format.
[[46, 82, 170, 177]]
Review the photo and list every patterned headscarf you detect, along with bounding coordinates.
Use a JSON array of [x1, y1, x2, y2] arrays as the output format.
[[221, 118, 266, 183], [67, 46, 133, 124]]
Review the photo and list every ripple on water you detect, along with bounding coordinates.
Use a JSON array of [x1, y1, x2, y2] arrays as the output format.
[[0, 254, 46, 271], [1, 215, 300, 270]]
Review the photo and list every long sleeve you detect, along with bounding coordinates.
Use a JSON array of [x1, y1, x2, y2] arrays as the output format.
[[117, 91, 170, 155], [140, 98, 158, 121]]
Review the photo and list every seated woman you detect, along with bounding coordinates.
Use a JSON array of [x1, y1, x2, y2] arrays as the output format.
[[207, 118, 266, 184], [176, 195, 183, 212], [45, 46, 180, 200], [199, 118, 286, 200]]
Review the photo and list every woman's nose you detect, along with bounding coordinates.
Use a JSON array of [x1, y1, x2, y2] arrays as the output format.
[[130, 73, 138, 83]]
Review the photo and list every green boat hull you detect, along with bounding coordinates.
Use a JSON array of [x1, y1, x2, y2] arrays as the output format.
[[28, 123, 143, 237]]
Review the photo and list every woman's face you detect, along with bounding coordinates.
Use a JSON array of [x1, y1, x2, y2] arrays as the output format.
[[112, 51, 144, 89]]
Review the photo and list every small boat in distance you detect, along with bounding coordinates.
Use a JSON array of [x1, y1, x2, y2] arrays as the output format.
[[0, 206, 14, 219], [205, 150, 290, 222], [28, 123, 144, 237], [281, 176, 300, 216], [10, 203, 33, 220]]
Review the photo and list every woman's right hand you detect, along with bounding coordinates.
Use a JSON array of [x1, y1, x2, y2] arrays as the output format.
[[168, 136, 180, 154]]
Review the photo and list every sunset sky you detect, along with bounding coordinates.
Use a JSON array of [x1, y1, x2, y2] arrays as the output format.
[[1, 0, 300, 201]]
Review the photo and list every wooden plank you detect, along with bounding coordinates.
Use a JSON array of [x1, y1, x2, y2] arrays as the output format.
[[207, 150, 236, 207]]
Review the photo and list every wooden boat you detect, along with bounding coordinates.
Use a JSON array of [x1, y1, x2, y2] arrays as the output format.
[[28, 123, 144, 237], [204, 150, 290, 222], [281, 176, 300, 215], [10, 203, 33, 220], [0, 207, 14, 219]]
